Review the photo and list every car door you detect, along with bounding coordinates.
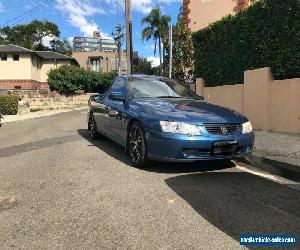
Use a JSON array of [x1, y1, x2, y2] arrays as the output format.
[[105, 77, 128, 146]]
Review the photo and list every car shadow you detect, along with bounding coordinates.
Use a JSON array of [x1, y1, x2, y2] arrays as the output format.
[[77, 129, 234, 174], [165, 172, 300, 249]]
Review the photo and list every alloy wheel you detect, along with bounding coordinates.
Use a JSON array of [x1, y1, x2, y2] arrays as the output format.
[[128, 123, 147, 167]]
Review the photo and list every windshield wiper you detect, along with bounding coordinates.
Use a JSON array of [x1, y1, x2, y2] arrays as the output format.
[[156, 96, 182, 98]]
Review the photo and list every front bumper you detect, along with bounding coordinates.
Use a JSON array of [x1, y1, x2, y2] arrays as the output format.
[[146, 130, 255, 162]]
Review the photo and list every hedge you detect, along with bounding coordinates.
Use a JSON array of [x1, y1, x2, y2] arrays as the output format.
[[0, 95, 19, 115], [48, 65, 117, 95], [193, 0, 300, 86]]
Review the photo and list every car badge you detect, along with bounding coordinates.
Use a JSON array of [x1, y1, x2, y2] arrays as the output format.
[[221, 125, 227, 135]]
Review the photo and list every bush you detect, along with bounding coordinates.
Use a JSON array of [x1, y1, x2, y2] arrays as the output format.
[[0, 95, 19, 115], [48, 65, 117, 95], [193, 0, 300, 86]]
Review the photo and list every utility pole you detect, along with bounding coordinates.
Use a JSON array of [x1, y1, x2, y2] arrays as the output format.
[[112, 24, 124, 76], [129, 21, 133, 74], [169, 25, 173, 79], [115, 24, 122, 76], [125, 0, 132, 76]]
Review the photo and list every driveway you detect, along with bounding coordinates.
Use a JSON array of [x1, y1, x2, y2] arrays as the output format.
[[0, 110, 299, 249]]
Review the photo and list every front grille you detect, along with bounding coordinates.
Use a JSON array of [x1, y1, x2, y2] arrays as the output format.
[[204, 123, 240, 135]]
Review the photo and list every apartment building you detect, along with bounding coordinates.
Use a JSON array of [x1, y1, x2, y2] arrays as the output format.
[[183, 0, 257, 32], [73, 31, 118, 52]]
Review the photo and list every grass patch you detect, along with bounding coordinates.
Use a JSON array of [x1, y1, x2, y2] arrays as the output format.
[[30, 108, 43, 112]]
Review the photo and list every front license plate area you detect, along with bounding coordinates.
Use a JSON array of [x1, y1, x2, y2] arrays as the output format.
[[212, 141, 237, 154]]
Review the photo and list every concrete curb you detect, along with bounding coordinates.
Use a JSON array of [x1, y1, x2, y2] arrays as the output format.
[[239, 154, 300, 182], [2, 107, 88, 124]]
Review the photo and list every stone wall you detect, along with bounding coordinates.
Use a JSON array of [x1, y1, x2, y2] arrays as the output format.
[[13, 92, 93, 114], [28, 93, 91, 110]]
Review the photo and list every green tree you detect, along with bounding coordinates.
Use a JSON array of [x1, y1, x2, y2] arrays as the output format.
[[50, 39, 72, 56], [172, 17, 194, 83], [133, 57, 155, 75], [141, 4, 170, 76], [0, 20, 60, 51]]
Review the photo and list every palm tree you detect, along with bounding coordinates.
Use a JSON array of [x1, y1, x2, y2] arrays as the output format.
[[141, 5, 170, 76]]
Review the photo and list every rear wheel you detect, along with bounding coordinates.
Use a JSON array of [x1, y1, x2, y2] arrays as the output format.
[[128, 122, 148, 168], [89, 114, 99, 140]]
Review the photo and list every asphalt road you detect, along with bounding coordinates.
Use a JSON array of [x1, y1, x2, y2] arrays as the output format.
[[0, 110, 299, 250]]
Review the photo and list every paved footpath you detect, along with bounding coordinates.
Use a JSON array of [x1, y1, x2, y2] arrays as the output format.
[[0, 110, 299, 249], [2, 106, 87, 124], [249, 131, 300, 181]]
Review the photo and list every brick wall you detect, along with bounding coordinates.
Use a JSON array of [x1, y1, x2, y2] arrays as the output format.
[[0, 80, 49, 90]]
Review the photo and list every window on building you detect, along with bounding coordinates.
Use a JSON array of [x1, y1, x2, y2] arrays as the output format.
[[111, 58, 118, 71], [121, 59, 127, 71], [89, 57, 102, 72], [13, 54, 19, 61], [0, 54, 7, 61]]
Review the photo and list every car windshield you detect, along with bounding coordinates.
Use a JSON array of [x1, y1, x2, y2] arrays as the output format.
[[130, 78, 201, 99]]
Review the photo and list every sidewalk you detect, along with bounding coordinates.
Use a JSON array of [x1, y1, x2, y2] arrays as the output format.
[[2, 106, 88, 124], [243, 130, 300, 181]]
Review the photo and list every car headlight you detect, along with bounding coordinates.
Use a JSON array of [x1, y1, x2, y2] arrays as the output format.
[[242, 121, 253, 134], [160, 121, 202, 136]]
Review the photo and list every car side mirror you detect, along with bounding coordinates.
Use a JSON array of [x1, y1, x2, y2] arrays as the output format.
[[109, 93, 125, 101], [89, 94, 101, 105]]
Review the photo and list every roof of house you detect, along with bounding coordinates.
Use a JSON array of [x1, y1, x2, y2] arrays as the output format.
[[0, 44, 33, 53], [35, 51, 73, 60], [0, 44, 76, 62]]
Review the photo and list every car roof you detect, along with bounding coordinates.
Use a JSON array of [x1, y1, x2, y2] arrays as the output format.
[[120, 74, 162, 79]]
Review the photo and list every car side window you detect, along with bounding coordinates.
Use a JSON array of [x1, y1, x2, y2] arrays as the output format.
[[108, 78, 126, 99]]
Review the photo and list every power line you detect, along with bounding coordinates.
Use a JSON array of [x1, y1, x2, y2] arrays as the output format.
[[10, 5, 45, 26], [11, 0, 49, 26], [0, 0, 49, 27]]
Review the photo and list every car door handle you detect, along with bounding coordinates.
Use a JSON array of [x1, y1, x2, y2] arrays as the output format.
[[108, 109, 119, 117]]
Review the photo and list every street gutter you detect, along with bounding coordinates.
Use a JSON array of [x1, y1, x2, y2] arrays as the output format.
[[239, 154, 300, 182], [2, 106, 88, 124]]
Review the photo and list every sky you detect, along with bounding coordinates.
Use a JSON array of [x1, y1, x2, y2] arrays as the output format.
[[0, 0, 182, 66]]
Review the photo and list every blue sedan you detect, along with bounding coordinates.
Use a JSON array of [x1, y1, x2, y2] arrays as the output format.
[[88, 75, 255, 167]]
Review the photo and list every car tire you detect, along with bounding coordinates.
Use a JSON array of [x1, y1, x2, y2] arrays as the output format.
[[128, 121, 149, 168], [89, 114, 99, 140]]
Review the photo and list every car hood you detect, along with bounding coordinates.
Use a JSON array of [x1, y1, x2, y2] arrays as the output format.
[[132, 98, 246, 124]]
